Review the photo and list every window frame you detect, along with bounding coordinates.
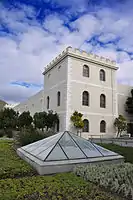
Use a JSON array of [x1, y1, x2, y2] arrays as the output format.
[[83, 119, 89, 132], [83, 65, 89, 78], [57, 91, 61, 107], [100, 94, 106, 108], [100, 69, 105, 81], [82, 91, 89, 106], [56, 119, 60, 132], [100, 120, 106, 133], [47, 96, 50, 109]]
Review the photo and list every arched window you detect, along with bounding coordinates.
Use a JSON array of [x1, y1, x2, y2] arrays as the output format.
[[100, 120, 106, 133], [56, 119, 60, 132], [83, 119, 89, 132], [100, 69, 105, 81], [82, 91, 89, 106], [47, 96, 50, 109], [57, 91, 60, 106], [83, 65, 89, 77], [100, 94, 106, 108]]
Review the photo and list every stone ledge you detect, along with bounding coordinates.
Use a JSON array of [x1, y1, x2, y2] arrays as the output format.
[[43, 46, 117, 75]]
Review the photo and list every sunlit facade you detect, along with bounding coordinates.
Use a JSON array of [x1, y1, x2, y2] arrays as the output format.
[[14, 47, 133, 138]]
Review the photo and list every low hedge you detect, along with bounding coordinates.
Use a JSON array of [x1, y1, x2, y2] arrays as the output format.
[[74, 163, 133, 200], [0, 130, 4, 137], [0, 140, 35, 179], [0, 173, 123, 200], [16, 127, 45, 146]]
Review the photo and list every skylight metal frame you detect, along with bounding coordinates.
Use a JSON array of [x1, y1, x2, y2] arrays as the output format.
[[21, 131, 119, 162]]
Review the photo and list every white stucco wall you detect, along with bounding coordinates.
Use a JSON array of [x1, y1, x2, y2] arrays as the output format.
[[43, 57, 68, 132], [66, 53, 117, 138], [117, 84, 133, 122], [14, 90, 44, 116], [13, 47, 133, 138]]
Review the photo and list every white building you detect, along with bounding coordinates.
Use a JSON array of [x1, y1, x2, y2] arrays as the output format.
[[14, 47, 133, 138], [4, 103, 19, 109]]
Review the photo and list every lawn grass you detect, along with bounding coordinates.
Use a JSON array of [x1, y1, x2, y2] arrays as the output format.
[[0, 140, 126, 200], [0, 140, 35, 179], [99, 143, 133, 164]]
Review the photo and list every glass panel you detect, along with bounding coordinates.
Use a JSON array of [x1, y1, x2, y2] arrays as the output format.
[[46, 144, 67, 161], [38, 144, 55, 161], [71, 133, 103, 158], [59, 132, 86, 159], [94, 144, 118, 156], [23, 133, 63, 154]]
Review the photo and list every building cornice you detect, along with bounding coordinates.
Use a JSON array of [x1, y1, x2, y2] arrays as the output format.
[[42, 47, 118, 75]]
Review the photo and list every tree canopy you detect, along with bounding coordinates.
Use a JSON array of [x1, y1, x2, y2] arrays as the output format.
[[45, 110, 59, 130], [33, 111, 47, 131], [0, 108, 59, 136], [18, 111, 33, 128], [114, 115, 127, 137], [70, 111, 84, 131], [0, 108, 19, 130]]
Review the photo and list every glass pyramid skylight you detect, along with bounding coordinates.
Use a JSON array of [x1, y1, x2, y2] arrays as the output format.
[[21, 131, 118, 162]]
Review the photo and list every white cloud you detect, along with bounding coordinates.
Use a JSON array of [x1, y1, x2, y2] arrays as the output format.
[[117, 51, 131, 63], [71, 14, 100, 39], [98, 33, 117, 43], [47, 0, 89, 14], [94, 47, 117, 60], [1, 2, 133, 103], [117, 60, 133, 84]]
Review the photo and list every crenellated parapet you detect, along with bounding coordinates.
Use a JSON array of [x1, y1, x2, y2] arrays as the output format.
[[43, 46, 117, 75]]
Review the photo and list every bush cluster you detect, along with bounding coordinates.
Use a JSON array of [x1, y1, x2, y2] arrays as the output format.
[[0, 173, 122, 200], [4, 129, 13, 138], [0, 129, 4, 137], [0, 129, 13, 138], [16, 127, 55, 146], [74, 163, 133, 200], [0, 108, 59, 140], [17, 127, 45, 146]]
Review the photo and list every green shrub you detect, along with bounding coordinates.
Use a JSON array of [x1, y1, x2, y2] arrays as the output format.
[[17, 126, 45, 146], [41, 129, 55, 137], [5, 129, 13, 138], [0, 173, 122, 200], [74, 163, 133, 200], [0, 129, 4, 137], [0, 129, 13, 138]]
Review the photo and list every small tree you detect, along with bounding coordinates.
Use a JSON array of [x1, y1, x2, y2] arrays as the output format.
[[114, 115, 127, 137], [45, 110, 59, 131], [70, 111, 84, 135], [18, 111, 33, 129], [125, 89, 133, 114], [0, 108, 19, 137], [33, 111, 47, 131]]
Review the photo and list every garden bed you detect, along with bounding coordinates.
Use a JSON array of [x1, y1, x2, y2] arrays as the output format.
[[74, 163, 133, 200], [0, 140, 36, 179], [0, 173, 123, 200], [0, 140, 127, 200]]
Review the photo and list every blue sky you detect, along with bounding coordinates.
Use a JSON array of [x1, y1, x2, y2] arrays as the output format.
[[0, 0, 133, 103]]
